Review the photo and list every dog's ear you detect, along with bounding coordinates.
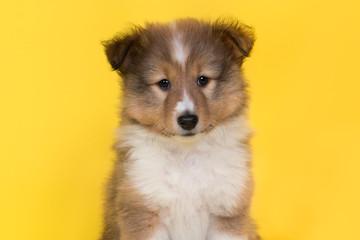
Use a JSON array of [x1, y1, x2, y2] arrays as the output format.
[[212, 20, 255, 61], [102, 27, 144, 73]]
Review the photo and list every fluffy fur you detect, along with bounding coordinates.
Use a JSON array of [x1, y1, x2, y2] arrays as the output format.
[[100, 18, 259, 240]]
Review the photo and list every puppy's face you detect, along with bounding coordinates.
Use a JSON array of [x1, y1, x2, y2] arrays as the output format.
[[104, 19, 254, 138]]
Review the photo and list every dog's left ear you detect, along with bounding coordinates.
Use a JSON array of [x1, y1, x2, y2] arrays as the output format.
[[212, 20, 255, 62], [102, 27, 144, 73]]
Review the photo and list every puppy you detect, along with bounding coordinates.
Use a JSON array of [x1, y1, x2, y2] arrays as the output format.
[[100, 18, 259, 240]]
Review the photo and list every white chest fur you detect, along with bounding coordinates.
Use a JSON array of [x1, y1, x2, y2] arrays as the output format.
[[116, 117, 252, 240]]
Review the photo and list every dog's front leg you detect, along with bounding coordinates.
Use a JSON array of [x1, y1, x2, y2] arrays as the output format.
[[207, 215, 259, 240], [208, 234, 249, 240], [145, 225, 168, 240], [116, 204, 169, 240]]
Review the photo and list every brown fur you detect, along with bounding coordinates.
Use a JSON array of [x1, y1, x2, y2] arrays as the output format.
[[100, 18, 257, 240], [101, 147, 162, 240]]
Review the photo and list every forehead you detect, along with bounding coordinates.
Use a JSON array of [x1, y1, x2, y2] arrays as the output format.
[[139, 20, 227, 75]]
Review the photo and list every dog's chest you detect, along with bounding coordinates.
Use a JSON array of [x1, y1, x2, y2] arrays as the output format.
[[125, 134, 250, 240]]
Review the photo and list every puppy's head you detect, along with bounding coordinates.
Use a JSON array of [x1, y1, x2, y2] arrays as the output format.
[[103, 18, 254, 139]]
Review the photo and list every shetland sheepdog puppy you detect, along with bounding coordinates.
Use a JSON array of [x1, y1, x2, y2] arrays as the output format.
[[100, 18, 259, 240]]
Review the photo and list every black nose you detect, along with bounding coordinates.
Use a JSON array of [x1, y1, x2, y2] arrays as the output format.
[[177, 114, 198, 131]]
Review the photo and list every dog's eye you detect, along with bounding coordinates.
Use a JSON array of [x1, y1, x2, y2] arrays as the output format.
[[158, 79, 171, 90], [197, 76, 209, 87]]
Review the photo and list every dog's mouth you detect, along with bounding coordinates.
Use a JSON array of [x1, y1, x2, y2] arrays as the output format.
[[182, 133, 196, 137], [157, 123, 214, 139], [158, 128, 199, 139], [166, 124, 215, 139]]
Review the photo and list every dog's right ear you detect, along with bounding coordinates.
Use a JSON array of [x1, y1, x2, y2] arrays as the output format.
[[212, 19, 255, 64], [102, 27, 143, 73]]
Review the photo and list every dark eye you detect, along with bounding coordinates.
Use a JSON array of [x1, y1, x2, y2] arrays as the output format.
[[158, 79, 171, 90], [197, 76, 209, 87]]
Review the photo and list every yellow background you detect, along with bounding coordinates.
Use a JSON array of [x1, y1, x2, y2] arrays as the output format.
[[1, 0, 360, 239]]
